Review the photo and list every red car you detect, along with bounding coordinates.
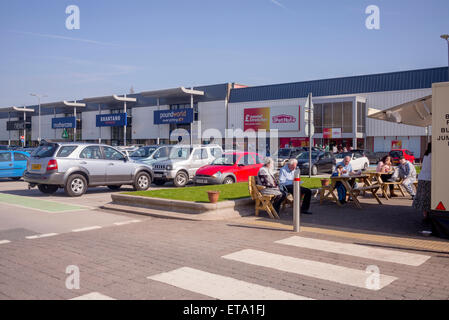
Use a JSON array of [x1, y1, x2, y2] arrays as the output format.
[[193, 152, 264, 185], [389, 149, 416, 165]]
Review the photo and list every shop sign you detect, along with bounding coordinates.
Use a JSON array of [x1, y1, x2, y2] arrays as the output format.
[[52, 117, 76, 129], [391, 140, 402, 149], [323, 128, 342, 139], [96, 113, 127, 127], [154, 109, 194, 125], [244, 106, 300, 132]]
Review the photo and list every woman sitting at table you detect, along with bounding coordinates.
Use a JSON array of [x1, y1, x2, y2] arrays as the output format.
[[376, 155, 397, 197], [256, 157, 286, 214]]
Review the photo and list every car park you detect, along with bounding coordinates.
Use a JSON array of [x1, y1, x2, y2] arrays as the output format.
[[152, 144, 223, 187], [130, 145, 173, 167], [389, 149, 415, 165], [334, 150, 370, 171], [296, 151, 336, 175], [0, 151, 30, 180], [194, 151, 264, 185], [23, 142, 153, 197]]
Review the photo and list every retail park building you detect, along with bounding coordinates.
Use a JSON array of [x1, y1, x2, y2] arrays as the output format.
[[1, 66, 447, 159]]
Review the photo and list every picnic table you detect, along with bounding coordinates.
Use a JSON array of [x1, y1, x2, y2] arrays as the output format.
[[320, 174, 382, 209], [365, 171, 407, 199]]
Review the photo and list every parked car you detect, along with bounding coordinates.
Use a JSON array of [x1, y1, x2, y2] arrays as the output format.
[[0, 151, 30, 180], [334, 150, 370, 171], [353, 149, 381, 165], [23, 142, 154, 197], [194, 151, 264, 185], [389, 149, 415, 165], [296, 151, 336, 175], [275, 147, 304, 168], [130, 145, 173, 167], [152, 144, 223, 187]]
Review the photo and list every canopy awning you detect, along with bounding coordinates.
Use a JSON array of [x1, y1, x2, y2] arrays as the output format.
[[0, 106, 35, 113], [83, 95, 137, 104], [140, 87, 204, 99], [367, 95, 432, 127], [40, 101, 86, 109]]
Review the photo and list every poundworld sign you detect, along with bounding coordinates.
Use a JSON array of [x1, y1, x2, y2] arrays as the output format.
[[154, 109, 194, 125], [52, 117, 76, 129], [96, 113, 127, 127]]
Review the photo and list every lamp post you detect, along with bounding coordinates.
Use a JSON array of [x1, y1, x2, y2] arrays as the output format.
[[30, 93, 47, 143], [441, 34, 449, 79]]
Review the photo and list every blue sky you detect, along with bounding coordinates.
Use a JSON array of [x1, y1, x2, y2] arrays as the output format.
[[0, 0, 448, 106]]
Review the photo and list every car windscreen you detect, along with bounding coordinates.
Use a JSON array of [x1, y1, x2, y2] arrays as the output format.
[[31, 144, 59, 158], [390, 150, 403, 158], [297, 152, 319, 160], [212, 154, 237, 165], [169, 147, 192, 160], [130, 147, 157, 158], [278, 149, 291, 157]]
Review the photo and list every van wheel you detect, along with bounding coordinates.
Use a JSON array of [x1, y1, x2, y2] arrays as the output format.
[[38, 184, 59, 195], [134, 172, 151, 191], [174, 171, 188, 187], [65, 174, 87, 197]]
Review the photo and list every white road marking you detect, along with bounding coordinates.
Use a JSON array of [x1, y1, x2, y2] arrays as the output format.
[[113, 219, 141, 226], [222, 249, 397, 290], [148, 267, 312, 300], [72, 226, 102, 233], [70, 292, 115, 300], [26, 233, 59, 240], [0, 240, 11, 245], [276, 236, 431, 267]]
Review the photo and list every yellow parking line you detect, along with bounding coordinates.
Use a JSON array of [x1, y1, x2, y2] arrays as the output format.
[[233, 217, 449, 253]]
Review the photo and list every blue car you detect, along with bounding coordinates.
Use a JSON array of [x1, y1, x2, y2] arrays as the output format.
[[0, 151, 30, 180]]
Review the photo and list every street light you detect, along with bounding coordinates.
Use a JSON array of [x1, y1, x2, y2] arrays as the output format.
[[30, 93, 47, 143], [441, 34, 449, 79]]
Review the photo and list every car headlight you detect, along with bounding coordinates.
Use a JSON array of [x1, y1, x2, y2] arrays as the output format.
[[213, 171, 222, 178], [166, 165, 173, 170]]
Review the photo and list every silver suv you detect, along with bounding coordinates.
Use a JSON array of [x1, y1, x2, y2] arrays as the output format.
[[23, 142, 154, 197], [152, 144, 223, 187]]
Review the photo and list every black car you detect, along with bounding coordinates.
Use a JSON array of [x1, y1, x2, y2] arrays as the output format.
[[296, 151, 336, 175], [276, 147, 304, 167]]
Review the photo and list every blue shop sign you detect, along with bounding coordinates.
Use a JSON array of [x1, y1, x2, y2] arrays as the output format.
[[96, 113, 127, 127], [154, 108, 194, 125], [52, 117, 76, 129]]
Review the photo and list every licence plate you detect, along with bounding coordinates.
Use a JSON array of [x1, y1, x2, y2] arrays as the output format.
[[31, 164, 41, 170], [196, 179, 208, 184], [154, 173, 163, 178]]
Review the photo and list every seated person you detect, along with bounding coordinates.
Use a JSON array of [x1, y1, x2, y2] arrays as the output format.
[[332, 164, 347, 204], [334, 156, 359, 202], [389, 156, 417, 199], [279, 159, 312, 215], [376, 155, 397, 197], [256, 157, 286, 214]]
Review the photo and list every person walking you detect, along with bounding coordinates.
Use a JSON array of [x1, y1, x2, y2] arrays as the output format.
[[257, 157, 286, 215], [413, 143, 432, 221], [279, 158, 313, 214]]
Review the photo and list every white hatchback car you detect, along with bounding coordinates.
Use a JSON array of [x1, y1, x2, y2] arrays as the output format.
[[334, 151, 370, 171]]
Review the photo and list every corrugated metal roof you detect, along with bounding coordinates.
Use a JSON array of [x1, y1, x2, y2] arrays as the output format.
[[229, 67, 449, 103]]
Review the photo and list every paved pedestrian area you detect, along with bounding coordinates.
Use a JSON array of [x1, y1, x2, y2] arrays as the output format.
[[1, 216, 448, 300]]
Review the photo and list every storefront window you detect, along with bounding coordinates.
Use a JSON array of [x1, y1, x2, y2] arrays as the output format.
[[323, 103, 332, 128], [357, 102, 366, 133], [343, 102, 353, 133], [314, 104, 323, 133], [332, 102, 343, 129]]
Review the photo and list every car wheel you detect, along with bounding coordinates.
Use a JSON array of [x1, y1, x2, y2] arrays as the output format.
[[312, 165, 318, 176], [363, 162, 369, 171], [38, 184, 59, 195], [64, 174, 88, 197], [153, 179, 166, 186], [134, 172, 151, 191], [222, 177, 235, 184], [10, 177, 22, 181], [107, 185, 122, 191], [174, 171, 188, 187]]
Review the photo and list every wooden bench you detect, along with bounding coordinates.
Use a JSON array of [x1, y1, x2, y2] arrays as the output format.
[[381, 180, 406, 199], [248, 176, 280, 219]]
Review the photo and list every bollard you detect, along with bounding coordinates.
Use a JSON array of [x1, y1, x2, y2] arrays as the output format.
[[293, 170, 301, 232]]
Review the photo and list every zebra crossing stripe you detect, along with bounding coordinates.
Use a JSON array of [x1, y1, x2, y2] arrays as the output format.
[[0, 240, 11, 245], [70, 292, 115, 300], [222, 249, 397, 290], [276, 236, 431, 267], [148, 267, 312, 300]]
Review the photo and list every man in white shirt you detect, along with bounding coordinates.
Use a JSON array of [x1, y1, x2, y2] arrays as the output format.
[[279, 159, 312, 214]]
